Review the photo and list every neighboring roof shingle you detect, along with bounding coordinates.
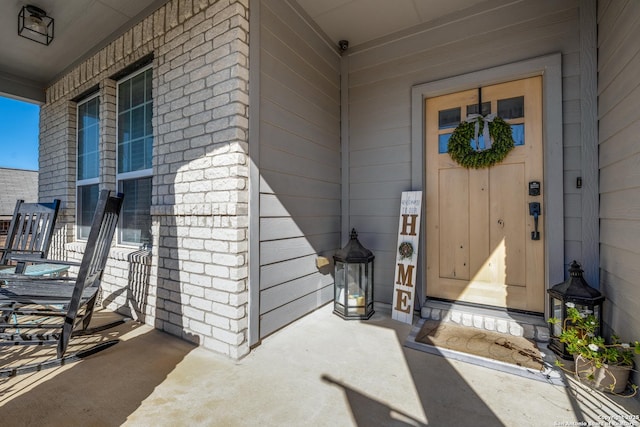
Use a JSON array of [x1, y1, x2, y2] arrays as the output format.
[[0, 168, 38, 217]]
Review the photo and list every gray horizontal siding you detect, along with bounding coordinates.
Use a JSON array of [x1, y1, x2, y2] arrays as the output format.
[[258, 0, 341, 339], [598, 0, 640, 359], [346, 0, 581, 304]]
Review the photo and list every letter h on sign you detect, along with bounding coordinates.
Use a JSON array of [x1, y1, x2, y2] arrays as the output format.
[[401, 214, 418, 236]]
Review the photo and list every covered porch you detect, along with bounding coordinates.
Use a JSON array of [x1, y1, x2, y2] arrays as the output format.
[[2, 304, 639, 426], [0, 0, 638, 401]]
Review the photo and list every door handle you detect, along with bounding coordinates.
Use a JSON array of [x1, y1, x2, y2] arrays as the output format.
[[529, 202, 541, 240]]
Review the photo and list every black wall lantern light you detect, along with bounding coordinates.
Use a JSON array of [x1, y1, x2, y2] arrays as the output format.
[[547, 260, 605, 360], [18, 5, 54, 46], [333, 229, 374, 319]]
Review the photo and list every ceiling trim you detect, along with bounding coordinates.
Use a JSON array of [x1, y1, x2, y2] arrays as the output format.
[[285, 0, 341, 56], [0, 71, 45, 104]]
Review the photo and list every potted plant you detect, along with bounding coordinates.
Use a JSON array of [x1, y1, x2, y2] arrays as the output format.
[[548, 303, 640, 395]]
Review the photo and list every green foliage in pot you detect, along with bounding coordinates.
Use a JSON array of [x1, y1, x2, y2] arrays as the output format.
[[549, 305, 640, 367], [549, 304, 640, 394]]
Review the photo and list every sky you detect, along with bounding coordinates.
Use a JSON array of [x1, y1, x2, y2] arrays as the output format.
[[0, 96, 40, 171]]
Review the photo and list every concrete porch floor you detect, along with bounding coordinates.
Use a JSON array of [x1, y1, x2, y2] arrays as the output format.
[[1, 304, 639, 426]]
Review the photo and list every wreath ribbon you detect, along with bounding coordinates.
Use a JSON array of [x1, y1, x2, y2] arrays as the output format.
[[465, 113, 497, 150]]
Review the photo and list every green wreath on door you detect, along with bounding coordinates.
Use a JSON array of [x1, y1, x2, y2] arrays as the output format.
[[447, 115, 515, 169]]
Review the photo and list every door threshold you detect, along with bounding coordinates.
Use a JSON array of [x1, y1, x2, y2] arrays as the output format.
[[420, 299, 549, 343]]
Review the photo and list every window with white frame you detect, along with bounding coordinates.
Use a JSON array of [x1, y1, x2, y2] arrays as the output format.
[[117, 66, 153, 247], [76, 94, 100, 240]]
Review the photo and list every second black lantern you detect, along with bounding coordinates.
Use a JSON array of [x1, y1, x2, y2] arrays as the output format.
[[547, 260, 605, 360]]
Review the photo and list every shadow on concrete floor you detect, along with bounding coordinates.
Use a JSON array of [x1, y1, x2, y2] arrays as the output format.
[[1, 304, 639, 426], [0, 311, 196, 426]]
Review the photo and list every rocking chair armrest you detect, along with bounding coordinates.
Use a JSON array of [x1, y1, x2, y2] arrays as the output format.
[[9, 256, 81, 267], [6, 251, 46, 260], [0, 273, 74, 283]]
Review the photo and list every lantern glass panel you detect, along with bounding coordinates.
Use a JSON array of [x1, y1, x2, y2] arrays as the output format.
[[570, 303, 600, 335], [335, 261, 346, 309], [551, 297, 563, 337], [347, 263, 365, 316], [366, 262, 373, 307]]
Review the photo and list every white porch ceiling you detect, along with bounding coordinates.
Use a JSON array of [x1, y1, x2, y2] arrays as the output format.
[[0, 0, 168, 101], [0, 0, 487, 102], [295, 0, 487, 47]]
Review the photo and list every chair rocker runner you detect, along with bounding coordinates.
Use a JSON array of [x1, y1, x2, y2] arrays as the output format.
[[0, 190, 124, 360], [0, 198, 61, 275]]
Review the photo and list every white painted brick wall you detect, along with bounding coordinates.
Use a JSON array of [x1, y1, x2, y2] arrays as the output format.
[[39, 0, 250, 359]]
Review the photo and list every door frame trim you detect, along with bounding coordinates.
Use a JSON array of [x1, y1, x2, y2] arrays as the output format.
[[410, 53, 564, 318]]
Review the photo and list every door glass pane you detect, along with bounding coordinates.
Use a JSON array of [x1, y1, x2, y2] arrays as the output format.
[[438, 134, 451, 154], [511, 124, 524, 146], [438, 107, 460, 129], [466, 102, 491, 116], [498, 96, 524, 119]]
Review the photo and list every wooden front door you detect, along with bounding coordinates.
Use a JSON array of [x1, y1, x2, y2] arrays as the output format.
[[425, 76, 544, 313]]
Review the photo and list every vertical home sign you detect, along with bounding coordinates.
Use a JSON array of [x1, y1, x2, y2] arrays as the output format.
[[392, 191, 422, 324]]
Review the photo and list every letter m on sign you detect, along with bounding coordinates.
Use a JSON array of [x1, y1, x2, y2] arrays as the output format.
[[392, 191, 422, 324]]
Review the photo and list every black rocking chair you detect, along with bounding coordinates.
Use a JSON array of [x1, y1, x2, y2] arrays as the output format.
[[0, 190, 124, 361], [0, 198, 61, 274]]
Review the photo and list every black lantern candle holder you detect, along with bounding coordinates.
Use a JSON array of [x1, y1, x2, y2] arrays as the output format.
[[333, 229, 374, 319], [547, 260, 605, 360]]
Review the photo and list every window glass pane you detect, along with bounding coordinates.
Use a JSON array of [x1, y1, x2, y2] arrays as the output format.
[[131, 138, 146, 171], [77, 184, 99, 240], [438, 108, 460, 129], [81, 152, 98, 179], [118, 143, 128, 174], [118, 68, 153, 174], [498, 96, 524, 119], [77, 97, 100, 180], [511, 124, 525, 146], [118, 80, 130, 111], [145, 71, 152, 101], [131, 106, 145, 140], [145, 104, 153, 136], [466, 102, 491, 116], [119, 177, 152, 246], [131, 72, 146, 106], [118, 112, 130, 143]]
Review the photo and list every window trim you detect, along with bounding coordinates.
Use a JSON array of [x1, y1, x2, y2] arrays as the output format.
[[115, 64, 153, 248]]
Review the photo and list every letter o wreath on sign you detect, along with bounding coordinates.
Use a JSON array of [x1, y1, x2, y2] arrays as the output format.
[[398, 242, 413, 259], [447, 116, 515, 169]]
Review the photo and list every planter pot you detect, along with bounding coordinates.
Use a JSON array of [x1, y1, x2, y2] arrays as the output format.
[[574, 355, 632, 394]]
